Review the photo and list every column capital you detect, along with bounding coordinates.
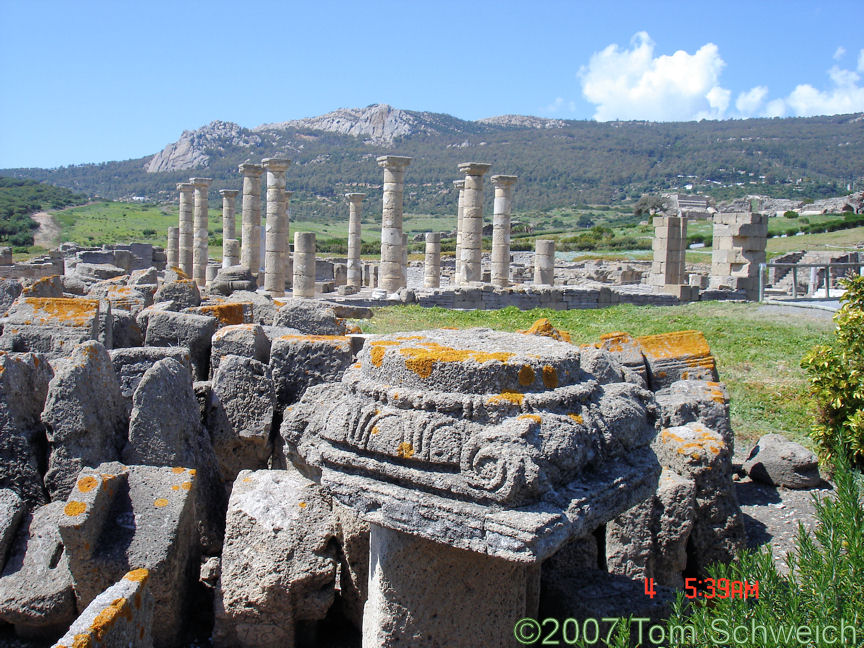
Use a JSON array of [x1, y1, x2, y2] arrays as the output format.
[[345, 192, 367, 203], [219, 189, 239, 197], [458, 162, 491, 176], [238, 162, 264, 176], [491, 175, 518, 188], [376, 155, 412, 170], [453, 179, 465, 190], [262, 158, 291, 172], [190, 177, 213, 188], [176, 182, 195, 192]]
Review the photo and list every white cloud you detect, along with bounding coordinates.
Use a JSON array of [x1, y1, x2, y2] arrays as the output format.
[[769, 64, 864, 117], [579, 32, 731, 121], [834, 46, 846, 61], [735, 86, 768, 115], [543, 97, 576, 114], [858, 48, 864, 73], [764, 98, 786, 118]]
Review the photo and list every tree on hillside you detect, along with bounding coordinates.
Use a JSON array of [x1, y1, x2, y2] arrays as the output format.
[[633, 194, 670, 217]]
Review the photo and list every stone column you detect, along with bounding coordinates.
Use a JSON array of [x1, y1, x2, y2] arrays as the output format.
[[239, 163, 264, 277], [293, 232, 316, 298], [191, 177, 212, 287], [165, 226, 179, 270], [453, 180, 465, 286], [346, 193, 366, 289], [284, 191, 294, 290], [401, 233, 408, 289], [457, 163, 491, 284], [491, 175, 517, 289], [424, 232, 441, 289], [649, 215, 687, 289], [219, 189, 238, 240], [377, 155, 412, 293], [262, 158, 291, 297], [709, 212, 767, 300], [534, 239, 555, 286], [177, 183, 195, 277], [222, 239, 240, 268]]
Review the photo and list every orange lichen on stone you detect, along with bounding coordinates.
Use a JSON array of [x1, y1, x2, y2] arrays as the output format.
[[197, 303, 245, 326], [298, 501, 307, 509], [395, 335, 424, 341], [124, 568, 149, 583], [661, 427, 723, 457], [517, 318, 572, 343], [371, 426, 380, 435], [541, 365, 558, 389], [89, 596, 133, 640], [598, 331, 633, 353], [487, 391, 525, 406], [369, 340, 402, 367], [280, 334, 350, 347], [397, 442, 415, 459], [22, 297, 99, 327], [171, 467, 185, 474], [77, 475, 99, 493], [518, 364, 535, 386], [171, 485, 179, 491], [352, 363, 362, 369], [518, 414, 542, 424], [72, 634, 92, 648], [181, 481, 192, 491], [399, 342, 514, 379], [64, 501, 87, 517], [567, 413, 584, 424], [153, 498, 169, 508], [345, 324, 362, 334], [636, 330, 715, 370]]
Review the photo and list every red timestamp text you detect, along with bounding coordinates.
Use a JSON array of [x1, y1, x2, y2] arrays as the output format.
[[684, 577, 759, 599]]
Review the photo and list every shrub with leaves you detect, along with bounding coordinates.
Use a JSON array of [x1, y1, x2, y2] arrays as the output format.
[[801, 276, 864, 467]]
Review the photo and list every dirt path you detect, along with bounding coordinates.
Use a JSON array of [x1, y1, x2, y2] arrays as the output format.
[[31, 211, 62, 248]]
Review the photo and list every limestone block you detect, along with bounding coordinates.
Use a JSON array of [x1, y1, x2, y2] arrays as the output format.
[[51, 569, 154, 648], [210, 323, 271, 374], [332, 502, 369, 630], [597, 331, 647, 384], [42, 341, 127, 500], [122, 358, 226, 553], [269, 333, 354, 412], [273, 298, 348, 335], [88, 281, 151, 314], [214, 469, 338, 648], [0, 297, 101, 357], [0, 489, 24, 572], [110, 346, 193, 407], [636, 330, 718, 390], [209, 265, 258, 296], [224, 290, 277, 326], [0, 352, 52, 510], [153, 278, 201, 309], [578, 346, 625, 384], [652, 423, 745, 574], [743, 434, 821, 489], [72, 262, 126, 285], [188, 301, 252, 327], [111, 308, 145, 349], [283, 328, 661, 561], [655, 379, 732, 447], [21, 275, 64, 298], [0, 278, 22, 313], [0, 502, 76, 639], [211, 356, 276, 482], [58, 463, 199, 648], [144, 310, 218, 380]]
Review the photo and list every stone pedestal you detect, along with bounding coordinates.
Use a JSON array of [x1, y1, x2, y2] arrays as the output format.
[[453, 180, 465, 286], [648, 215, 688, 293], [166, 226, 179, 270], [346, 193, 366, 289], [491, 175, 517, 289], [262, 158, 291, 297], [363, 524, 539, 648], [709, 212, 767, 300], [293, 232, 316, 298], [222, 239, 240, 268], [191, 178, 212, 287], [239, 163, 264, 279], [534, 239, 555, 286], [424, 232, 441, 288], [377, 156, 412, 293], [177, 183, 195, 277], [458, 163, 491, 284]]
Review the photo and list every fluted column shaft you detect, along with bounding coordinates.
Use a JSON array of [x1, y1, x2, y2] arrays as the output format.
[[239, 163, 263, 277], [191, 177, 212, 287], [262, 158, 291, 297], [424, 232, 441, 288], [346, 193, 366, 288], [177, 183, 195, 277], [293, 232, 316, 298], [378, 155, 412, 293], [458, 162, 491, 284], [166, 226, 179, 270], [283, 191, 293, 289], [453, 180, 465, 286], [491, 175, 517, 288]]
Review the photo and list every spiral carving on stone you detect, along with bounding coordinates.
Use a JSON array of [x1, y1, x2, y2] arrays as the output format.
[[459, 423, 541, 503]]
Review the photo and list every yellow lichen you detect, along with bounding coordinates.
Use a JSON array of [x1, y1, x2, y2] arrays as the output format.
[[518, 414, 542, 424], [397, 442, 415, 458], [298, 501, 307, 509], [124, 568, 149, 583], [153, 498, 169, 508], [487, 391, 525, 406], [518, 364, 535, 386], [181, 481, 192, 491], [399, 342, 514, 379], [22, 297, 99, 327], [77, 475, 99, 493], [197, 303, 245, 326], [371, 426, 380, 435], [517, 318, 572, 343], [567, 413, 584, 424], [64, 501, 87, 517], [171, 467, 185, 474], [541, 365, 558, 389]]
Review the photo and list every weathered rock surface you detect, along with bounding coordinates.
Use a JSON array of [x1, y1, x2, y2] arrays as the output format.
[[0, 502, 76, 639], [122, 358, 225, 553], [0, 352, 52, 509], [144, 310, 218, 380], [110, 346, 193, 405], [0, 297, 102, 357], [58, 463, 199, 648], [110, 307, 145, 348], [153, 277, 201, 309], [21, 275, 63, 298], [332, 502, 369, 631], [209, 265, 258, 296], [211, 356, 275, 482], [214, 469, 338, 648], [0, 489, 25, 572], [42, 340, 127, 500], [51, 569, 155, 648], [269, 333, 354, 411], [87, 280, 151, 314], [224, 291, 277, 326], [0, 278, 22, 314], [743, 434, 822, 489], [655, 379, 733, 446], [210, 323, 271, 374], [636, 330, 718, 390], [273, 299, 348, 335], [72, 262, 126, 284]]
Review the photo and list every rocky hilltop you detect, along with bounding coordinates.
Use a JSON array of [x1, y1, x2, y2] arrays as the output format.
[[146, 121, 263, 173]]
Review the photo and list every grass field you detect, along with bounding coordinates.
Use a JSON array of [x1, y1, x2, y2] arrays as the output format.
[[357, 301, 834, 452]]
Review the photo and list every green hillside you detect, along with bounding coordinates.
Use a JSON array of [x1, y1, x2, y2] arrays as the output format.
[[0, 176, 88, 249]]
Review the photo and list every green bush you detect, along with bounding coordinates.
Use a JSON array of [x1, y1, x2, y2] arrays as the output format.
[[801, 276, 864, 467], [663, 447, 864, 647], [784, 210, 799, 218]]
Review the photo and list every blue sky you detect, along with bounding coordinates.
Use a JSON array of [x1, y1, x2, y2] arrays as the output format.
[[1, 0, 862, 168]]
